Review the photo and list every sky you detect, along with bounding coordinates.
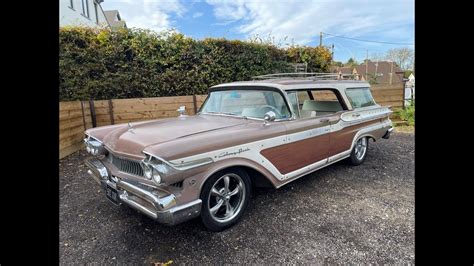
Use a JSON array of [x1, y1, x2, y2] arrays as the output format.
[[101, 0, 414, 63]]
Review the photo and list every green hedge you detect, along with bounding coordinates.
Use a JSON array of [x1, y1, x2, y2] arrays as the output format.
[[59, 27, 332, 101]]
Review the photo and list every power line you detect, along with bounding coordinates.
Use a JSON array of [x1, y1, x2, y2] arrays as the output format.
[[322, 32, 414, 46]]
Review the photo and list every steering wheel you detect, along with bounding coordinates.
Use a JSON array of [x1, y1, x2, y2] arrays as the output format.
[[258, 105, 282, 118]]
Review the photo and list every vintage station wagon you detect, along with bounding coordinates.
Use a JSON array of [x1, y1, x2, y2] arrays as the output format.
[[84, 73, 393, 231]]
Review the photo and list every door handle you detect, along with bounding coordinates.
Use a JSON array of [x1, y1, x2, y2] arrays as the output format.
[[352, 113, 360, 118], [320, 118, 330, 123]]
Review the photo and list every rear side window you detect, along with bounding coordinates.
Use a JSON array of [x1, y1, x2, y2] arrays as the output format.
[[346, 88, 376, 108]]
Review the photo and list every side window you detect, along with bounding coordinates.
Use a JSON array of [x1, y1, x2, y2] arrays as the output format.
[[311, 91, 339, 101], [297, 89, 345, 118], [296, 91, 310, 110], [346, 88, 376, 108]]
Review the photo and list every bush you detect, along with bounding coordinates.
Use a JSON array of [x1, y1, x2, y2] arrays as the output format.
[[398, 99, 415, 126], [59, 27, 332, 101]]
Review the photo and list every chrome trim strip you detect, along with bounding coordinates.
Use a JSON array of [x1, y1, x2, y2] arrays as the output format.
[[199, 112, 294, 122], [143, 151, 214, 171], [283, 158, 328, 179], [275, 149, 351, 189], [348, 120, 392, 152], [328, 150, 351, 163], [84, 133, 103, 144]]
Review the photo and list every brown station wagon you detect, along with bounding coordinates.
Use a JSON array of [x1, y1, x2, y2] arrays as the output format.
[[84, 73, 393, 231]]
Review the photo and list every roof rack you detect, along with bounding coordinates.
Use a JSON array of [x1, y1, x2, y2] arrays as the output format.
[[251, 72, 360, 81]]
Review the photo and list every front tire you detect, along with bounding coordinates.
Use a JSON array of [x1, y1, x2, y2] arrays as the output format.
[[349, 137, 369, 165], [200, 168, 251, 231]]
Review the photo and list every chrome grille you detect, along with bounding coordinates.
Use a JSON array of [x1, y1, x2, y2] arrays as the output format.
[[109, 153, 144, 177]]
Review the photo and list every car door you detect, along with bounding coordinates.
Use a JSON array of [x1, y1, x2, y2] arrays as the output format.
[[260, 90, 332, 176]]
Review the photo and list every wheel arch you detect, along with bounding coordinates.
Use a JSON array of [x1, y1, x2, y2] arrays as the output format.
[[198, 158, 278, 191]]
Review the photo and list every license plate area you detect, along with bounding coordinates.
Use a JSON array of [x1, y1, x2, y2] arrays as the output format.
[[106, 184, 120, 205]]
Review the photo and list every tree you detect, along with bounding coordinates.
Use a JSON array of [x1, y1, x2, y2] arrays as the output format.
[[404, 70, 413, 79], [385, 48, 414, 70], [345, 57, 358, 67]]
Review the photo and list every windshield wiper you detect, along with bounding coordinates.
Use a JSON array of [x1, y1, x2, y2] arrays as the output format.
[[203, 111, 240, 116]]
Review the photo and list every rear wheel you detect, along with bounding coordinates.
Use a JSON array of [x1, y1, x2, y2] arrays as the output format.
[[349, 137, 368, 165], [200, 168, 251, 231]]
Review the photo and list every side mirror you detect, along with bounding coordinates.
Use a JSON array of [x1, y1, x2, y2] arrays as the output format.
[[177, 106, 186, 117], [263, 111, 276, 125]]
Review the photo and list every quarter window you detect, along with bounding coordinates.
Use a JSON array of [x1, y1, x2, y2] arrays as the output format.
[[287, 92, 300, 118], [346, 88, 376, 108]]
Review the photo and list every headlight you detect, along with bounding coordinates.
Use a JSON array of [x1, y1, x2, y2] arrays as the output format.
[[152, 170, 161, 184], [142, 163, 153, 180], [84, 135, 107, 156], [141, 154, 174, 185]]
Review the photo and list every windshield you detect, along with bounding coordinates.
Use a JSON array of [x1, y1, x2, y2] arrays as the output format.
[[200, 89, 291, 119]]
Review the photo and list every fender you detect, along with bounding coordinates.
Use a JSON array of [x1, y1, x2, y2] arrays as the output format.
[[197, 157, 280, 190]]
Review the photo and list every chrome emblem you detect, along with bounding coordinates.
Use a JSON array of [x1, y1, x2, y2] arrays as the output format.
[[127, 122, 135, 133]]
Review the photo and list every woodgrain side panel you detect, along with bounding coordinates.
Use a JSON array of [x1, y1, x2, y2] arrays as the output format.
[[328, 120, 379, 156], [261, 133, 330, 175]]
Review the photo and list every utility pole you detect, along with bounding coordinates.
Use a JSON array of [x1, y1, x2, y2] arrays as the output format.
[[374, 59, 378, 83], [365, 49, 369, 81], [331, 44, 334, 59], [389, 60, 394, 85], [320, 32, 323, 47]]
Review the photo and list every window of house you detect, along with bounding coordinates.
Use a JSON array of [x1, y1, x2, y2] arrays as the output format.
[[81, 0, 90, 18], [94, 2, 99, 24], [345, 87, 376, 108]]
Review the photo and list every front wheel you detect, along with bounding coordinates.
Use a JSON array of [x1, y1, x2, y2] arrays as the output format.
[[200, 168, 251, 231], [349, 137, 369, 165]]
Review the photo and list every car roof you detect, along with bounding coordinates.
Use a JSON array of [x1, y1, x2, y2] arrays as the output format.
[[211, 78, 370, 91]]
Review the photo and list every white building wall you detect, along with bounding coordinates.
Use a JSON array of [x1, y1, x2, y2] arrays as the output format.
[[60, 0, 109, 28]]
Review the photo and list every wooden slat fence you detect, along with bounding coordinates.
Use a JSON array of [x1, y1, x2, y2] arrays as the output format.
[[59, 83, 404, 159]]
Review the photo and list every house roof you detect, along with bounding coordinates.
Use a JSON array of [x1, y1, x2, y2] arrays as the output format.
[[335, 66, 353, 74], [354, 60, 404, 84]]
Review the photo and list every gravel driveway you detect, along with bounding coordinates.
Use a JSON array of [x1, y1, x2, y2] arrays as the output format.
[[60, 132, 414, 264]]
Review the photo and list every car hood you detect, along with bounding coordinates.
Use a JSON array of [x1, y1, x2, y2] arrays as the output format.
[[101, 115, 249, 158]]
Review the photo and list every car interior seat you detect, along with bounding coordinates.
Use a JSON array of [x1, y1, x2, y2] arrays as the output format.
[[300, 100, 318, 118]]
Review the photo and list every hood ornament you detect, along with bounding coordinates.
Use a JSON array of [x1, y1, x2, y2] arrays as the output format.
[[177, 106, 187, 117], [127, 122, 135, 133]]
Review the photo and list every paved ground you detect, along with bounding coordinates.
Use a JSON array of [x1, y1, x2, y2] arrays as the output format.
[[60, 132, 414, 264]]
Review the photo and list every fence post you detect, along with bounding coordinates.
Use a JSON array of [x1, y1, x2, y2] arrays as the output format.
[[89, 98, 97, 128], [108, 99, 115, 125], [193, 95, 198, 114], [80, 101, 86, 130]]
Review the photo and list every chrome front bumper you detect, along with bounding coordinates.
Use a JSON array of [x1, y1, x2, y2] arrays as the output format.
[[382, 126, 394, 139], [85, 158, 202, 226]]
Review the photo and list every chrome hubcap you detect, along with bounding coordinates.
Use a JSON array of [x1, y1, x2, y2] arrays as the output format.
[[208, 173, 245, 223], [355, 137, 367, 160]]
